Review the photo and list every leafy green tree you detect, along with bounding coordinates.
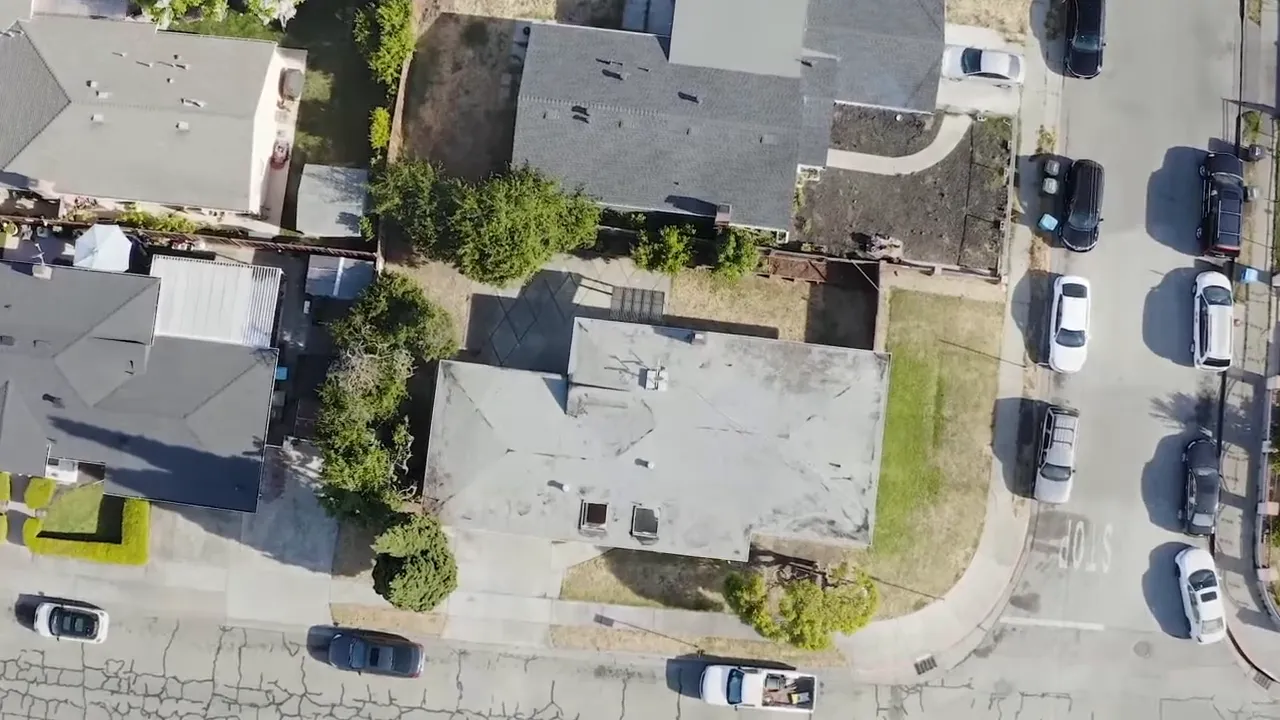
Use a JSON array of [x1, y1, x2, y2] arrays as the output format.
[[368, 160, 452, 255], [372, 514, 458, 611], [632, 225, 696, 276], [353, 0, 416, 91], [329, 272, 458, 362], [449, 166, 601, 286], [370, 107, 392, 156], [724, 568, 879, 650], [712, 227, 764, 280]]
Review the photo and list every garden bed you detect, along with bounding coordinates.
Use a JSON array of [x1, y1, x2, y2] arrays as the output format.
[[829, 106, 942, 157]]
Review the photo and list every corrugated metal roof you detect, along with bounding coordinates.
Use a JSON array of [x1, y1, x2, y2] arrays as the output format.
[[150, 256, 282, 348]]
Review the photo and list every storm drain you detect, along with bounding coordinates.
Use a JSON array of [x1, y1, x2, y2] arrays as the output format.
[[913, 656, 938, 675]]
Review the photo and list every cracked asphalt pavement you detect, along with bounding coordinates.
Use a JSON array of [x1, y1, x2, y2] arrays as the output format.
[[2, 613, 1280, 719]]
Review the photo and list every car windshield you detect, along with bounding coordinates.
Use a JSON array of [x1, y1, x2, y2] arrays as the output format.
[[1072, 34, 1101, 52], [1066, 208, 1099, 231], [1189, 568, 1218, 592], [1203, 356, 1231, 369], [1040, 463, 1072, 481], [1192, 512, 1216, 527], [1056, 328, 1087, 348], [1203, 617, 1225, 633], [959, 48, 984, 74], [1202, 286, 1233, 306], [52, 609, 96, 638], [726, 670, 745, 705]]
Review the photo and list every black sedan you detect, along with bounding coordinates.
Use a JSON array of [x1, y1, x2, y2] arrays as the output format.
[[1065, 0, 1106, 79], [1181, 438, 1222, 537], [327, 630, 425, 678]]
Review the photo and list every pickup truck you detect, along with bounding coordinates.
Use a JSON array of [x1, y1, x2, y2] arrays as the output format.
[[699, 665, 817, 714]]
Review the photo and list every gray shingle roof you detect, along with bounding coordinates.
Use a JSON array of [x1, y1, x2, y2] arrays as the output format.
[[0, 15, 281, 211], [667, 0, 808, 78], [803, 0, 944, 112], [798, 55, 836, 167], [0, 260, 277, 512], [512, 24, 801, 232]]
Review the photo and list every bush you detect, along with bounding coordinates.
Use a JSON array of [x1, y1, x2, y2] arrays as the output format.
[[724, 568, 879, 650], [22, 500, 150, 565], [0, 472, 9, 504], [329, 272, 458, 363], [713, 227, 765, 280], [353, 0, 415, 91], [632, 225, 696, 276], [449, 166, 601, 286], [116, 206, 200, 233], [369, 107, 392, 155], [24, 477, 56, 509], [369, 159, 451, 255], [372, 513, 458, 611]]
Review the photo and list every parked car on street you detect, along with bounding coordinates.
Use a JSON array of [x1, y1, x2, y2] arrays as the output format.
[[1048, 275, 1091, 373], [327, 630, 424, 678], [1058, 160, 1104, 252], [1181, 437, 1222, 537], [1175, 546, 1227, 644], [941, 46, 1026, 87], [1198, 151, 1249, 259], [1065, 0, 1106, 78], [34, 602, 108, 644], [700, 665, 817, 714], [1034, 404, 1080, 504], [1191, 270, 1233, 371]]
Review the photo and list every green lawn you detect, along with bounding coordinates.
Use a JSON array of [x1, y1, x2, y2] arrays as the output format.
[[42, 483, 106, 536], [845, 289, 1003, 617]]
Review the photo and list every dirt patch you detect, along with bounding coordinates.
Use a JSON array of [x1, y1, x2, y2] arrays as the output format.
[[829, 106, 942, 157], [666, 270, 877, 349], [548, 626, 848, 666], [560, 550, 735, 611], [796, 117, 1013, 273], [949, 0, 1031, 42], [331, 604, 446, 636]]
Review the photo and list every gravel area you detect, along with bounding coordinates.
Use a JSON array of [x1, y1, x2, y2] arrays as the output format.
[[796, 117, 1014, 272], [829, 106, 943, 157]]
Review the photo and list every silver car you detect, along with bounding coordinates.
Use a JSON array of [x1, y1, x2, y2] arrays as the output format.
[[1035, 405, 1080, 504]]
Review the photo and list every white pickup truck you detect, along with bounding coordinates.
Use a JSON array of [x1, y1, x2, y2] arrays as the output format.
[[699, 665, 817, 713]]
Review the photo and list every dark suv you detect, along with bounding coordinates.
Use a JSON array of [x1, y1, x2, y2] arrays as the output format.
[[1058, 159, 1104, 252], [1065, 0, 1105, 78], [1197, 152, 1247, 258]]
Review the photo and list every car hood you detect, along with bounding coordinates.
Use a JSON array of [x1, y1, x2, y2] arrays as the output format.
[[1058, 223, 1098, 251], [1034, 475, 1072, 504], [1050, 343, 1088, 373], [1067, 48, 1102, 77], [327, 635, 354, 667], [700, 667, 731, 705]]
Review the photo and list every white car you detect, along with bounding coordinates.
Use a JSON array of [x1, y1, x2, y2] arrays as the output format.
[[941, 46, 1026, 87], [1175, 546, 1227, 644], [1048, 275, 1091, 374], [1192, 270, 1233, 371], [34, 602, 108, 644]]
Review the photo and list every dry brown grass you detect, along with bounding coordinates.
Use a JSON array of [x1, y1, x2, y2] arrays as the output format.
[[948, 0, 1031, 42], [548, 626, 848, 666], [331, 604, 447, 636], [560, 550, 735, 611]]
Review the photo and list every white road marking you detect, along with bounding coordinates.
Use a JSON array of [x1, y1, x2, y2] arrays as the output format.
[[998, 616, 1107, 631]]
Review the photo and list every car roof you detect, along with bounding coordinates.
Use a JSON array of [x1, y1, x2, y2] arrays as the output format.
[[1044, 410, 1078, 466], [1073, 0, 1104, 32], [1059, 295, 1089, 330], [1206, 304, 1233, 355], [1205, 152, 1244, 176], [1068, 161, 1104, 204], [979, 51, 1017, 75]]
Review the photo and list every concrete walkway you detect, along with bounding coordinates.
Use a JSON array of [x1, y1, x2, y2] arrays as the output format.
[[825, 114, 973, 175]]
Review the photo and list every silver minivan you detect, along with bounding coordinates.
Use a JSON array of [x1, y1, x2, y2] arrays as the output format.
[[1035, 405, 1080, 504]]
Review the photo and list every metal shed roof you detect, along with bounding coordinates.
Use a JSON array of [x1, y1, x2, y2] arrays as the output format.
[[150, 256, 282, 349], [295, 164, 369, 238], [305, 255, 376, 300]]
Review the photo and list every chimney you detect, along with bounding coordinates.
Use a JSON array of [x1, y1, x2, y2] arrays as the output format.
[[176, 121, 190, 131], [90, 113, 105, 123]]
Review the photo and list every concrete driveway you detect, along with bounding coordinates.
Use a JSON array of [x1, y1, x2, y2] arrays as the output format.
[[937, 24, 1023, 116]]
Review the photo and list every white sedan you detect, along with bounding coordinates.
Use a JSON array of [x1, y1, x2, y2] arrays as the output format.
[[34, 602, 108, 644], [941, 46, 1026, 87], [1048, 275, 1091, 374], [1176, 546, 1227, 645]]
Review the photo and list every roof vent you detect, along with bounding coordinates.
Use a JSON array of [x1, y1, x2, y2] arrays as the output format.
[[173, 54, 182, 60], [715, 203, 732, 225], [642, 366, 669, 391], [96, 91, 111, 99], [176, 121, 190, 131], [137, 60, 153, 67], [603, 69, 627, 80], [175, 62, 190, 70], [542, 110, 557, 120], [182, 98, 206, 108], [678, 91, 699, 103], [690, 331, 707, 345], [90, 113, 105, 123], [0, 335, 13, 346], [630, 506, 660, 543], [760, 134, 778, 145], [113, 51, 127, 57], [686, 127, 696, 136], [166, 78, 174, 83], [578, 501, 608, 536], [87, 79, 98, 88]]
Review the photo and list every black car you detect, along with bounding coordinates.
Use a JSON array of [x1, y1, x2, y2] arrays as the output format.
[[1065, 0, 1105, 78], [1058, 159, 1104, 252], [1197, 152, 1248, 258], [327, 630, 425, 678], [1181, 438, 1222, 537]]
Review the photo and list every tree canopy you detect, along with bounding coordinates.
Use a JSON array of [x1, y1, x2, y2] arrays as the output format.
[[353, 0, 416, 91], [632, 225, 696, 276], [141, 0, 302, 29], [724, 567, 879, 650], [369, 160, 451, 256], [372, 513, 458, 611]]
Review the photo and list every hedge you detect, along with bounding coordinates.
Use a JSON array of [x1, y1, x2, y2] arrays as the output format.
[[24, 499, 150, 565], [0, 472, 9, 504], [24, 476, 56, 509]]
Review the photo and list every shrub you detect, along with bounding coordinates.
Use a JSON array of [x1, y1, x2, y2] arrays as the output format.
[[116, 206, 200, 233], [353, 0, 415, 91], [372, 513, 458, 611], [0, 472, 9, 504], [24, 477, 57, 509], [724, 571, 782, 640], [24, 500, 150, 565], [713, 227, 765, 280], [329, 271, 458, 363], [632, 225, 696, 276], [449, 166, 601, 286], [723, 568, 879, 650], [369, 107, 392, 155], [369, 159, 451, 255]]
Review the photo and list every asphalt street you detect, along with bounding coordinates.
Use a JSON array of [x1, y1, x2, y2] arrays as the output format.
[[2, 612, 1279, 720], [1008, 0, 1242, 642]]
